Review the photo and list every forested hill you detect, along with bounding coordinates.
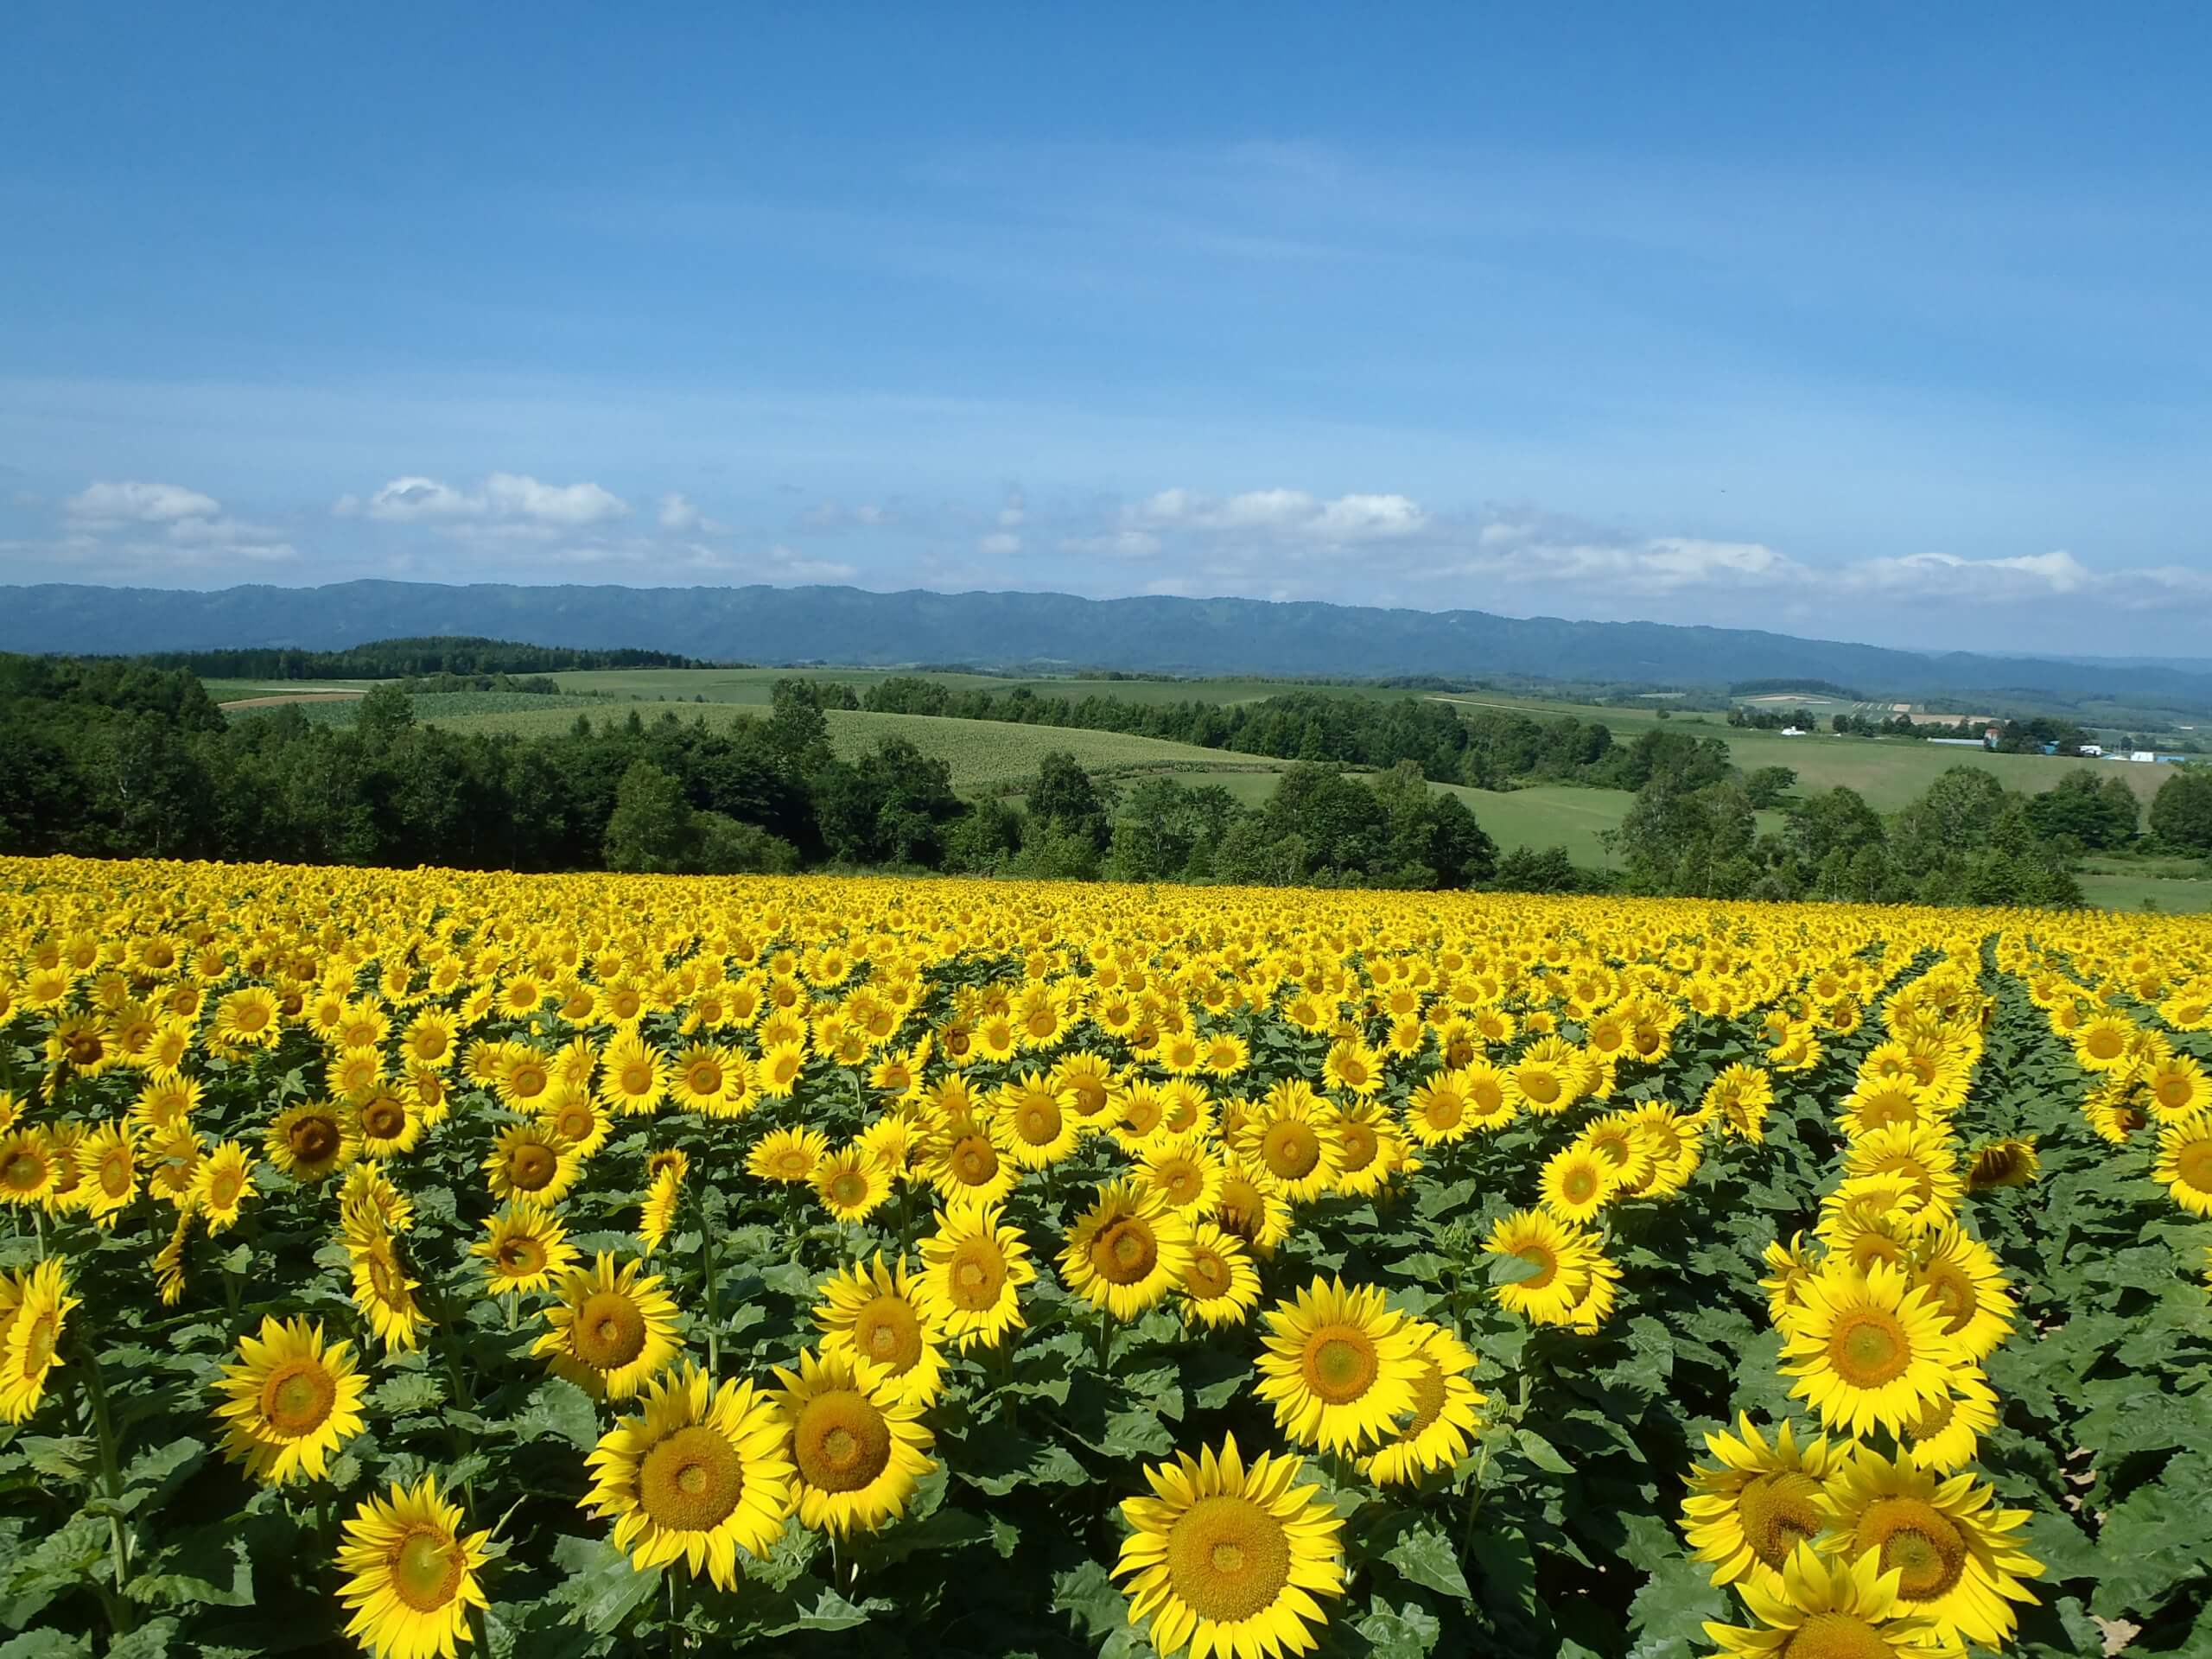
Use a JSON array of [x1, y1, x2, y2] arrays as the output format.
[[7, 579, 2212, 709]]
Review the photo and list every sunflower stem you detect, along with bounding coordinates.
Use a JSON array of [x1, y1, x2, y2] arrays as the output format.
[[79, 1344, 137, 1635], [700, 1185, 721, 1376]]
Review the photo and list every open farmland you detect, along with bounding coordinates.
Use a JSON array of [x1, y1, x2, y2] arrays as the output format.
[[2, 858, 2208, 1657]]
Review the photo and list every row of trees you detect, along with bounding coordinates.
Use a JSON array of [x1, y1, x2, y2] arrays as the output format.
[[131, 637, 709, 679]]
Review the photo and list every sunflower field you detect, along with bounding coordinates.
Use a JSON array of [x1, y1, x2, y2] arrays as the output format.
[[0, 857, 2207, 1659]]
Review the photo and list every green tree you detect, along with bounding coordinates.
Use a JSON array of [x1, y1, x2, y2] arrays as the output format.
[[2150, 767, 2212, 853], [1025, 751, 1111, 850], [603, 760, 697, 873]]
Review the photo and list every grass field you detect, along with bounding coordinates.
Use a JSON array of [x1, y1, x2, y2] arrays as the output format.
[[541, 666, 1392, 708]]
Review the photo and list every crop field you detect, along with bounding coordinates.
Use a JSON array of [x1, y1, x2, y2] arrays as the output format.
[[539, 669, 1396, 709], [0, 859, 2207, 1658]]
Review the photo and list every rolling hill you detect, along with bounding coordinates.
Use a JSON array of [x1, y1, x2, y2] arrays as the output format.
[[9, 579, 2212, 713]]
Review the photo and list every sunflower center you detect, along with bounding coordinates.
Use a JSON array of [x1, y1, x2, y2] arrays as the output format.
[[1423, 1094, 1465, 1130], [64, 1032, 104, 1065], [208, 1170, 244, 1209], [2087, 1028, 2123, 1059], [361, 1099, 406, 1141], [1827, 1309, 1910, 1387], [389, 1527, 465, 1613], [1091, 1216, 1160, 1286], [1562, 1166, 1599, 1205], [1185, 1248, 1230, 1300], [3, 1154, 46, 1192], [510, 1146, 557, 1191], [855, 1294, 922, 1372], [949, 1242, 1005, 1307], [575, 1291, 648, 1370], [1164, 1495, 1292, 1624], [1916, 1267, 1975, 1334], [620, 1064, 653, 1096], [259, 1358, 338, 1435], [1260, 1122, 1321, 1180], [1515, 1244, 1558, 1291], [1017, 1100, 1061, 1146], [511, 1065, 548, 1100], [639, 1424, 746, 1532], [792, 1391, 893, 1492], [1904, 1392, 1956, 1440], [1402, 1356, 1447, 1436], [1520, 1070, 1560, 1105], [290, 1115, 341, 1161], [1859, 1497, 1967, 1601], [1737, 1471, 1823, 1568], [685, 1063, 721, 1095], [2177, 1141, 2212, 1193], [1777, 1611, 1895, 1659], [17, 1313, 56, 1376], [496, 1236, 548, 1276], [1303, 1325, 1380, 1404], [951, 1136, 999, 1185], [98, 1151, 131, 1195], [1160, 1161, 1204, 1205]]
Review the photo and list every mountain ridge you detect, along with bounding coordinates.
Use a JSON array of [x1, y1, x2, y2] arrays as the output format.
[[5, 579, 2209, 710]]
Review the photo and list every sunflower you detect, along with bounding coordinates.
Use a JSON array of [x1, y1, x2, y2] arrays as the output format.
[[991, 1071, 1080, 1169], [1777, 1262, 1966, 1439], [747, 1126, 830, 1186], [812, 1252, 948, 1408], [1234, 1091, 1343, 1204], [2153, 1112, 2212, 1217], [1213, 1160, 1294, 1256], [212, 986, 282, 1047], [1140, 1132, 1224, 1217], [665, 1043, 739, 1116], [915, 1200, 1036, 1351], [1703, 1541, 1934, 1659], [1484, 1209, 1595, 1325], [1680, 1414, 1837, 1592], [0, 1259, 77, 1423], [473, 1201, 579, 1295], [1326, 1103, 1408, 1199], [1538, 1143, 1618, 1224], [485, 1122, 584, 1205], [192, 1141, 257, 1232], [596, 1033, 668, 1116], [345, 1211, 429, 1353], [536, 1253, 683, 1402], [1113, 1433, 1346, 1659], [814, 1147, 893, 1224], [585, 1362, 793, 1588], [772, 1346, 937, 1537], [1818, 1447, 2044, 1650], [1255, 1275, 1422, 1453], [1897, 1366, 1999, 1474], [336, 1476, 492, 1659], [539, 1084, 612, 1157], [1321, 1038, 1384, 1100], [1062, 1181, 1195, 1322], [212, 1315, 368, 1484], [757, 1040, 807, 1098], [924, 1115, 1020, 1208], [0, 1132, 57, 1209], [267, 1100, 352, 1182], [1908, 1224, 2016, 1362], [1964, 1136, 2039, 1190], [1362, 1322, 1484, 1485], [76, 1122, 138, 1224], [1177, 1221, 1262, 1330]]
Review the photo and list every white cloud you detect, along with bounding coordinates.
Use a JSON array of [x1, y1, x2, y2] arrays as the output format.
[[658, 493, 726, 533], [65, 480, 220, 524], [977, 531, 1021, 556], [997, 486, 1026, 529], [1456, 519, 1802, 593], [1131, 486, 1428, 540], [1839, 549, 2092, 595], [340, 473, 628, 525]]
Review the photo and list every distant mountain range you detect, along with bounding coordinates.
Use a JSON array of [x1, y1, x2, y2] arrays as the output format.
[[6, 580, 2211, 713]]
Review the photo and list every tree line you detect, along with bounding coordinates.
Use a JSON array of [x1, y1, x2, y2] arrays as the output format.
[[126, 636, 712, 679]]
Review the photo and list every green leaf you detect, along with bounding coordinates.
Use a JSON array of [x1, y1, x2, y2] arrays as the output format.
[[1383, 1522, 1471, 1599], [1356, 1594, 1443, 1657], [0, 1631, 94, 1659], [128, 1529, 255, 1610], [510, 1377, 601, 1450], [16, 1440, 90, 1482], [1624, 1541, 1734, 1658], [370, 1371, 445, 1414], [1513, 1429, 1573, 1475], [547, 1534, 661, 1636]]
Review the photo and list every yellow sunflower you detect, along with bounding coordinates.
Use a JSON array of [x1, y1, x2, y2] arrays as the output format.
[[0, 1132, 57, 1209], [1255, 1275, 1422, 1453], [813, 1147, 893, 1224], [1177, 1221, 1262, 1330], [1484, 1208, 1595, 1325], [1321, 1037, 1385, 1100], [1908, 1224, 2017, 1363], [923, 1115, 1020, 1207], [75, 1122, 138, 1224], [1777, 1261, 1966, 1439], [1362, 1322, 1484, 1485], [1679, 1414, 1837, 1592], [747, 1125, 830, 1186], [1964, 1137, 2039, 1191], [1817, 1447, 2044, 1651], [191, 1140, 257, 1232], [2153, 1112, 2212, 1217], [1213, 1160, 1294, 1257], [1061, 1180, 1194, 1322], [0, 1258, 78, 1424], [1538, 1143, 1618, 1224], [336, 1476, 491, 1659], [212, 1315, 368, 1484], [267, 1099, 352, 1182], [772, 1346, 937, 1537], [535, 1253, 683, 1401], [992, 1071, 1081, 1168], [1897, 1367, 1999, 1474], [1234, 1090, 1344, 1204], [1113, 1433, 1345, 1659], [484, 1122, 584, 1205], [344, 1211, 429, 1353], [1327, 1103, 1409, 1199], [584, 1362, 793, 1588], [915, 1200, 1036, 1351], [812, 1252, 949, 1407], [1703, 1541, 1934, 1658], [472, 1201, 579, 1296]]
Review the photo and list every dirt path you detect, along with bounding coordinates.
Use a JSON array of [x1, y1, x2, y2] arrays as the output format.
[[218, 691, 367, 709]]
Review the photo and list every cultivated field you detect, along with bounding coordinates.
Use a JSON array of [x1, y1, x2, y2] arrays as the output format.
[[2, 861, 2206, 1657]]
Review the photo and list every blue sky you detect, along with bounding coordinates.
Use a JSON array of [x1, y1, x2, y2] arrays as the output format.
[[3, 5, 2209, 655]]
